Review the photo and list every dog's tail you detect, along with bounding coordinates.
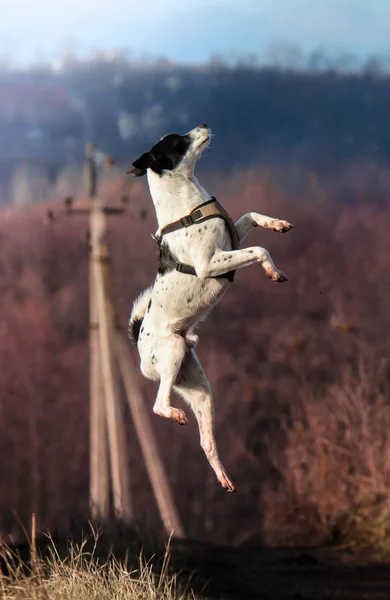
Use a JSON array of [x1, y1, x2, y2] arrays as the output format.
[[128, 285, 153, 345]]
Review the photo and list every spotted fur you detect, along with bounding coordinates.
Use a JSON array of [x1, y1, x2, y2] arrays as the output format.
[[128, 124, 293, 492]]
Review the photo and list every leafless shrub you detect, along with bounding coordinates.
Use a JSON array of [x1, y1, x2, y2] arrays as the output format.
[[1, 166, 390, 548]]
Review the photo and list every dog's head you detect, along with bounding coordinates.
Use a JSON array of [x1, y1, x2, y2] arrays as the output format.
[[128, 123, 210, 177]]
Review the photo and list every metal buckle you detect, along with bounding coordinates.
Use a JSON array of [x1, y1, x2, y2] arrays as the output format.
[[180, 215, 193, 228], [191, 209, 202, 222]]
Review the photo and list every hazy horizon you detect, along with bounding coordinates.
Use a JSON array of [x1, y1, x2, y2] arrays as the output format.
[[1, 0, 389, 67]]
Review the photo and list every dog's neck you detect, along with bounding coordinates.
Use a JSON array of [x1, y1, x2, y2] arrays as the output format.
[[147, 169, 211, 229]]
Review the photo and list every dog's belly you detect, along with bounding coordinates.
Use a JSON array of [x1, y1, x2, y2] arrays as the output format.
[[136, 272, 230, 379], [151, 270, 229, 329]]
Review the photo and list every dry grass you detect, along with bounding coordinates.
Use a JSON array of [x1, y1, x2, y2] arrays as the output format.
[[0, 529, 196, 600]]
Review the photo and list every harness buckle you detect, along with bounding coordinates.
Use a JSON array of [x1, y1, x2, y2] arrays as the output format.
[[191, 209, 202, 222], [180, 215, 194, 228]]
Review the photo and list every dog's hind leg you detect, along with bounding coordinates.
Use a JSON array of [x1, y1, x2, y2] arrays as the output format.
[[153, 334, 188, 425], [174, 349, 236, 492]]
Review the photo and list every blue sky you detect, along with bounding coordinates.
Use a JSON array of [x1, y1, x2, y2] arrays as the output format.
[[1, 0, 389, 65]]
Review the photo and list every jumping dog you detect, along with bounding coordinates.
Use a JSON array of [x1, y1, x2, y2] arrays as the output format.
[[128, 124, 292, 492]]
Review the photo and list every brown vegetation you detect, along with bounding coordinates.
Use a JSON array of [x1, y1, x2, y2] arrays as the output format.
[[0, 165, 389, 548], [0, 528, 192, 600]]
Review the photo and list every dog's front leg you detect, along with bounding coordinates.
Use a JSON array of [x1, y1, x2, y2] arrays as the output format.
[[191, 245, 288, 282], [235, 212, 293, 243]]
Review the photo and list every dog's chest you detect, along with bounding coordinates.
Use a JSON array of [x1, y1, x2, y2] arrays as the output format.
[[164, 219, 232, 267]]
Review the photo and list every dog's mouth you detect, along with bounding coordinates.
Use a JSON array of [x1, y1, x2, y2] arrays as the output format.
[[198, 136, 210, 148]]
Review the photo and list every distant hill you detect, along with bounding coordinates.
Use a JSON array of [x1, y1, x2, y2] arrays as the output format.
[[1, 60, 390, 205]]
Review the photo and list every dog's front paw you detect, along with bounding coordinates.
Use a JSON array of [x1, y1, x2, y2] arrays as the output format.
[[271, 219, 293, 233], [265, 267, 289, 283]]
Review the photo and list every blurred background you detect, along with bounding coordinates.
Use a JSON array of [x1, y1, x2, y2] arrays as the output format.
[[1, 0, 390, 549]]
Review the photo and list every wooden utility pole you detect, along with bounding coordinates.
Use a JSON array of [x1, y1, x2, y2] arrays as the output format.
[[87, 152, 110, 520], [66, 144, 185, 537], [89, 248, 109, 520], [87, 145, 132, 521], [114, 331, 185, 538], [90, 195, 132, 520]]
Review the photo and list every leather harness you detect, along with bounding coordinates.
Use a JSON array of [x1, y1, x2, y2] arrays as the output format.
[[153, 197, 240, 282]]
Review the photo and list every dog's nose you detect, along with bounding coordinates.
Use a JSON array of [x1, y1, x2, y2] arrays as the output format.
[[199, 122, 208, 129]]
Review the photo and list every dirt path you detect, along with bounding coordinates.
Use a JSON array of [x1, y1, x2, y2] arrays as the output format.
[[172, 541, 390, 599]]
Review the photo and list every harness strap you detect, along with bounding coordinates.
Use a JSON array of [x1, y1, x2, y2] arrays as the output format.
[[155, 197, 239, 282]]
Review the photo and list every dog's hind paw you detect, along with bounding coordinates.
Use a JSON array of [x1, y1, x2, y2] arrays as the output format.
[[220, 474, 237, 493], [217, 467, 237, 492]]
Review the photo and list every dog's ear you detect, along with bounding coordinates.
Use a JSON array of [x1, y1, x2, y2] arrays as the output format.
[[127, 152, 150, 176]]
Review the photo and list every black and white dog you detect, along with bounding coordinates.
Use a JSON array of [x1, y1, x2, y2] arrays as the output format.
[[128, 124, 292, 492]]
